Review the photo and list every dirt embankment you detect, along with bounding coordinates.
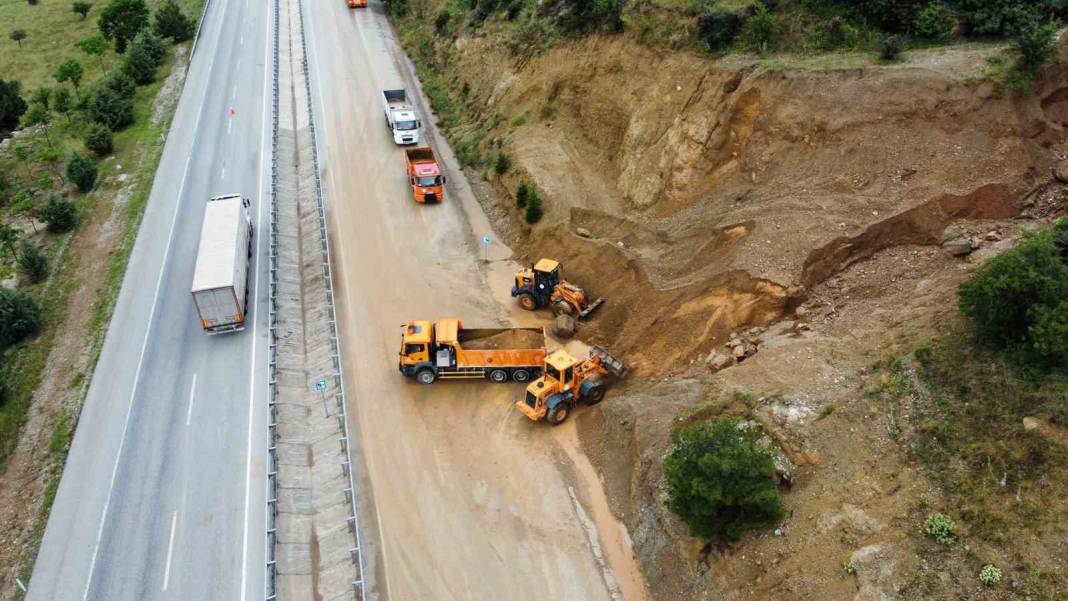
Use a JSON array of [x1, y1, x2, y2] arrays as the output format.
[[428, 26, 1068, 601]]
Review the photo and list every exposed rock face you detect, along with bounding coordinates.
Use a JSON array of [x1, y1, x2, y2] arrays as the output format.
[[552, 314, 577, 338], [849, 542, 918, 601]]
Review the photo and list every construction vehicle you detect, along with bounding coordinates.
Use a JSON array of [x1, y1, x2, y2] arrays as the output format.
[[347, 0, 367, 7], [382, 89, 420, 144], [511, 258, 604, 318], [515, 346, 627, 425], [404, 147, 446, 203], [398, 318, 545, 384], [191, 194, 253, 333]]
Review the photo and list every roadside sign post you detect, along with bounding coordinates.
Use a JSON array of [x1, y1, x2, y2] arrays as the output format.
[[481, 234, 491, 263], [315, 379, 329, 417]]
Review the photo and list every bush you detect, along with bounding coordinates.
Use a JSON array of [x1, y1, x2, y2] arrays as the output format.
[[100, 68, 136, 98], [912, 1, 954, 40], [0, 78, 28, 131], [664, 417, 783, 542], [123, 30, 166, 84], [524, 187, 543, 223], [858, 0, 926, 33], [951, 0, 1047, 36], [958, 219, 1068, 367], [879, 33, 905, 61], [54, 59, 84, 90], [22, 104, 49, 127], [153, 0, 194, 42], [741, 3, 778, 52], [388, 0, 407, 17], [73, 1, 93, 19], [923, 512, 956, 544], [557, 0, 624, 34], [17, 240, 48, 283], [516, 179, 533, 207], [40, 195, 77, 232], [697, 9, 743, 52], [98, 0, 149, 53], [66, 153, 98, 192], [494, 152, 511, 175], [0, 288, 42, 349], [84, 122, 114, 155], [979, 564, 1002, 586], [1011, 18, 1059, 83], [87, 84, 133, 130]]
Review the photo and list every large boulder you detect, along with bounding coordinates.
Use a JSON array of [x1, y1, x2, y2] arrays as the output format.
[[551, 314, 576, 338]]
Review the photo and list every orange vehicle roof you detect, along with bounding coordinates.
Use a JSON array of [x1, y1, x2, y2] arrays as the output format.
[[404, 320, 433, 344], [534, 258, 559, 272], [414, 163, 440, 177], [435, 318, 462, 345]]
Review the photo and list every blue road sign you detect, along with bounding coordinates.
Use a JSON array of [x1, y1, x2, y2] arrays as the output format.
[[315, 379, 328, 391]]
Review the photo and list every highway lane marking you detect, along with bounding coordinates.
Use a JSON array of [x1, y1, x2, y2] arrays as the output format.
[[232, 83, 238, 100], [221, 165, 226, 180], [162, 511, 178, 591], [186, 374, 197, 426], [228, 118, 233, 134], [80, 0, 222, 593], [241, 3, 272, 600]]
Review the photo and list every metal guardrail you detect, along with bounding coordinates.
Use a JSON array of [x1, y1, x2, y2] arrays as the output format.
[[265, 0, 280, 597], [293, 0, 368, 595], [190, 0, 212, 57]]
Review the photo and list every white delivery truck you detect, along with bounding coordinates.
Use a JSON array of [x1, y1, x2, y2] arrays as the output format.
[[382, 89, 421, 145], [191, 194, 253, 333]]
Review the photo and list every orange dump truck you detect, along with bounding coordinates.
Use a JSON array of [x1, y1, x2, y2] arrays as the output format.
[[347, 0, 367, 8], [404, 147, 445, 203], [398, 319, 545, 384]]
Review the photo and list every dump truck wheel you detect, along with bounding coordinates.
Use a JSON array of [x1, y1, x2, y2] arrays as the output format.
[[547, 402, 571, 425], [512, 369, 531, 383], [416, 369, 436, 385], [488, 369, 509, 383], [518, 293, 537, 311], [584, 385, 606, 405]]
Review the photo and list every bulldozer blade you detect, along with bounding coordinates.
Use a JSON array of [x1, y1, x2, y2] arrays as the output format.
[[590, 345, 627, 378], [578, 297, 605, 319]]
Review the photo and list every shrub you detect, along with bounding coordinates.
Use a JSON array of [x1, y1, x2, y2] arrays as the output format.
[[857, 0, 926, 33], [22, 104, 49, 127], [54, 59, 84, 90], [0, 288, 42, 349], [388, 0, 407, 17], [951, 0, 1047, 36], [697, 9, 743, 52], [0, 78, 28, 131], [123, 30, 166, 84], [558, 0, 624, 35], [741, 3, 778, 53], [53, 87, 72, 120], [524, 186, 543, 224], [494, 152, 511, 175], [912, 1, 953, 40], [10, 29, 27, 48], [664, 417, 783, 542], [516, 179, 533, 207], [153, 0, 194, 42], [73, 1, 93, 19], [923, 512, 956, 544], [1013, 18, 1058, 77], [100, 68, 136, 99], [879, 33, 905, 61], [84, 122, 114, 155], [979, 564, 1002, 586], [505, 0, 523, 20], [87, 84, 134, 130], [957, 220, 1068, 367], [66, 153, 98, 192], [40, 195, 77, 232], [17, 240, 48, 283], [31, 87, 52, 109], [98, 0, 149, 53]]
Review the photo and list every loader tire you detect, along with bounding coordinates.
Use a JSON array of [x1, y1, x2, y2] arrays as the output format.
[[584, 385, 606, 405], [415, 368, 437, 385], [517, 293, 537, 311], [488, 369, 509, 383], [546, 402, 571, 425]]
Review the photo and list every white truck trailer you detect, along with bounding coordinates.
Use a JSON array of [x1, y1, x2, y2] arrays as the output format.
[[191, 194, 253, 333], [382, 89, 421, 145]]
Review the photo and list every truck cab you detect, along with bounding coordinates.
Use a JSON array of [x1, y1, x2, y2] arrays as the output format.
[[405, 147, 446, 203], [346, 0, 367, 7], [383, 89, 421, 145]]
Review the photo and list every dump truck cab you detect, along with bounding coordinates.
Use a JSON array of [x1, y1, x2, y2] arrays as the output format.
[[346, 0, 367, 7], [399, 320, 434, 377], [399, 319, 545, 384], [404, 147, 446, 203], [516, 346, 625, 425], [512, 258, 603, 317]]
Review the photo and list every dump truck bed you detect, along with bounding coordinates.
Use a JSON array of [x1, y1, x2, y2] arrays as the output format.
[[405, 147, 436, 166], [458, 328, 545, 350]]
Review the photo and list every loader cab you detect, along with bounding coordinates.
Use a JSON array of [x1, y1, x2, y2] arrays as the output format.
[[513, 258, 562, 309], [533, 258, 561, 291], [517, 350, 581, 421]]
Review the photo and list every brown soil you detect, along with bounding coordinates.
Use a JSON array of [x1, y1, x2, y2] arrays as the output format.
[[419, 22, 1068, 601], [0, 50, 190, 600], [459, 327, 545, 349]]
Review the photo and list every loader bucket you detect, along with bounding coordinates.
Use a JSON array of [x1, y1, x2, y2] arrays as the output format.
[[590, 345, 627, 378], [578, 297, 605, 319]]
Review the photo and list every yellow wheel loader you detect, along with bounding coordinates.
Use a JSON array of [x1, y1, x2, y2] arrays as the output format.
[[515, 345, 627, 425], [511, 258, 604, 318]]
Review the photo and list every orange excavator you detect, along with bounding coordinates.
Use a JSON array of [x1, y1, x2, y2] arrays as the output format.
[[511, 258, 604, 318]]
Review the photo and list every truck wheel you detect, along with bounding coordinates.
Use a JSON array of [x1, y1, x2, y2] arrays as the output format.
[[584, 385, 606, 405], [416, 369, 436, 385], [512, 369, 531, 383], [488, 369, 508, 383], [546, 403, 571, 425], [517, 293, 537, 311]]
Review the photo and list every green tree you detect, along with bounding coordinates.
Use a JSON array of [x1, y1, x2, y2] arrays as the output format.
[[523, 186, 543, 224], [697, 9, 743, 52], [741, 2, 778, 53], [958, 219, 1068, 367], [494, 152, 511, 176], [515, 179, 532, 207], [99, 68, 135, 98], [87, 84, 133, 129], [73, 1, 93, 19], [153, 0, 194, 42], [122, 30, 166, 84], [76, 33, 110, 70], [66, 152, 97, 192], [54, 59, 84, 91], [9, 29, 27, 48], [0, 287, 42, 350], [84, 122, 114, 155], [664, 417, 784, 542], [53, 87, 73, 122], [22, 104, 49, 127], [0, 79, 29, 131], [40, 195, 77, 232], [912, 1, 953, 40], [879, 33, 905, 61], [17, 240, 48, 283], [11, 191, 39, 232], [0, 224, 19, 259], [98, 0, 149, 53], [31, 87, 52, 109]]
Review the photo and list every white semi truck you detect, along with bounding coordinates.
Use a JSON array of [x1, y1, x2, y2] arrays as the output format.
[[191, 194, 253, 333], [382, 89, 421, 145]]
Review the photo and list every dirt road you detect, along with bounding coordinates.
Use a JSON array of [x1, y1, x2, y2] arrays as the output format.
[[300, 2, 645, 600]]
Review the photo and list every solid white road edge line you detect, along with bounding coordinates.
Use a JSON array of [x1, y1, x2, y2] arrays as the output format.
[[162, 511, 178, 591], [186, 374, 197, 426]]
